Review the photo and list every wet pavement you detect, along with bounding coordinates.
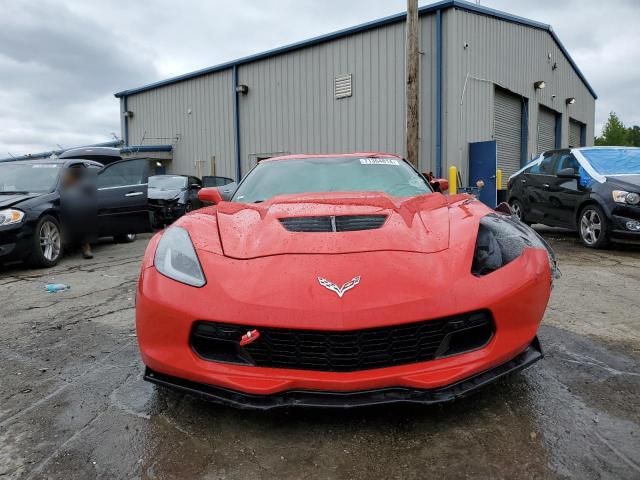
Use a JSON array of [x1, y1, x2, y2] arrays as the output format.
[[1, 230, 639, 479]]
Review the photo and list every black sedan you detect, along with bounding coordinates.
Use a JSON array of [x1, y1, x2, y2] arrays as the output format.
[[148, 175, 204, 227], [0, 158, 151, 267], [507, 147, 640, 248]]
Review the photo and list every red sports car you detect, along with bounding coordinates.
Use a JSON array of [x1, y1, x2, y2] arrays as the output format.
[[136, 153, 557, 409]]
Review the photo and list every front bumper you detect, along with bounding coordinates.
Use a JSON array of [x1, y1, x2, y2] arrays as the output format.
[[0, 222, 34, 261], [610, 210, 640, 244], [137, 246, 552, 397], [144, 337, 542, 409], [150, 203, 186, 226]]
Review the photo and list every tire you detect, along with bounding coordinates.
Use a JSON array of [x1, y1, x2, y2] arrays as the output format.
[[509, 199, 529, 225], [185, 202, 193, 213], [114, 233, 137, 243], [578, 204, 609, 249], [27, 215, 63, 268]]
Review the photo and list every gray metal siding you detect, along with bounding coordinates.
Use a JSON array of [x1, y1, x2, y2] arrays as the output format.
[[236, 19, 437, 176], [125, 70, 235, 177], [569, 118, 583, 147], [494, 88, 522, 179], [119, 6, 595, 183], [443, 9, 595, 183], [537, 106, 557, 154]]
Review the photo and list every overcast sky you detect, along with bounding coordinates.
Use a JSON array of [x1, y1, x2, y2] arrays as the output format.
[[0, 0, 638, 157]]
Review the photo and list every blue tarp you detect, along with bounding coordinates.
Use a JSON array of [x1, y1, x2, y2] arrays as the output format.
[[581, 148, 640, 176]]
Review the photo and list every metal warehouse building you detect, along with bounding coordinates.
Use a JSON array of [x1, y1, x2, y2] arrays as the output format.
[[114, 0, 596, 184]]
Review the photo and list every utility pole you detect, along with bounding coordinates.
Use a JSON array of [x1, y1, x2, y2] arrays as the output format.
[[405, 0, 420, 168]]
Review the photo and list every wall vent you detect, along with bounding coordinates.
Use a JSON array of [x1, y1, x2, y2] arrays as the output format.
[[334, 74, 352, 99]]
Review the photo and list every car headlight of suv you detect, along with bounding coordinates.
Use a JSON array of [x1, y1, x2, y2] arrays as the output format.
[[612, 190, 640, 205], [0, 209, 25, 226], [154, 226, 206, 287], [472, 214, 559, 282]]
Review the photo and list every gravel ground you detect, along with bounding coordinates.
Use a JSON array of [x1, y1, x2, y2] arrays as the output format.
[[1, 228, 639, 479]]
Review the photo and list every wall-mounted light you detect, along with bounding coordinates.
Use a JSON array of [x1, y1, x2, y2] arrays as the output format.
[[123, 110, 134, 118], [155, 161, 162, 167], [534, 81, 546, 90], [566, 97, 576, 105], [235, 84, 249, 94]]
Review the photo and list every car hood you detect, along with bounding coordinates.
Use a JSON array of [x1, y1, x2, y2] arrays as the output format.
[[0, 193, 40, 209], [213, 192, 450, 259], [606, 175, 640, 190], [148, 187, 183, 201]]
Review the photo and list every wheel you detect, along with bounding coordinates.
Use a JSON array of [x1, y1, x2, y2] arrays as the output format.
[[114, 233, 137, 243], [28, 215, 63, 268], [509, 199, 529, 225], [185, 201, 193, 213], [579, 205, 609, 248]]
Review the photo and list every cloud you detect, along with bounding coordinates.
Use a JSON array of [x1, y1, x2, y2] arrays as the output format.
[[1, 0, 637, 157]]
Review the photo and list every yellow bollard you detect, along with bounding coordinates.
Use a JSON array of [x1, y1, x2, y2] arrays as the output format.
[[496, 169, 503, 191], [448, 166, 457, 195]]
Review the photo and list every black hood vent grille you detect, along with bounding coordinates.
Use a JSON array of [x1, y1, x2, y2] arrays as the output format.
[[279, 215, 387, 232]]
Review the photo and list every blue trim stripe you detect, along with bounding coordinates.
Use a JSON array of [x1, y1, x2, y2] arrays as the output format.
[[114, 0, 596, 100], [232, 65, 241, 181], [520, 97, 529, 167], [435, 9, 443, 177], [120, 145, 172, 154], [555, 112, 562, 149], [123, 96, 129, 146]]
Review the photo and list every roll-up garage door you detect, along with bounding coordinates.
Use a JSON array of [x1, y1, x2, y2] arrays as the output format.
[[494, 88, 523, 179], [569, 119, 584, 147], [537, 106, 557, 154]]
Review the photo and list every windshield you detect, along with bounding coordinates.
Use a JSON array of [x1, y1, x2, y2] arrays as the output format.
[[149, 175, 187, 190], [0, 163, 62, 194], [232, 157, 431, 203], [581, 148, 640, 175]]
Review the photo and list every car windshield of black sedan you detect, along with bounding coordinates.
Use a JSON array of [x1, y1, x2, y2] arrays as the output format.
[[0, 163, 61, 194], [149, 175, 187, 190], [581, 148, 640, 175], [232, 157, 431, 202]]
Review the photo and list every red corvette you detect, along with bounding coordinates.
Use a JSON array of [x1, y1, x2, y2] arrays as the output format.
[[136, 153, 557, 409]]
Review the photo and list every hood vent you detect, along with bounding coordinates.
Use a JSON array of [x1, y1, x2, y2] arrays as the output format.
[[279, 215, 387, 233]]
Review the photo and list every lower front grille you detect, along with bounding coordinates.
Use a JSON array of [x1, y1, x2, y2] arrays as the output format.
[[190, 311, 494, 372]]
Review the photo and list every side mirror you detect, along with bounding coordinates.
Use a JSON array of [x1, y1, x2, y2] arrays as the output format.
[[557, 167, 579, 179], [198, 187, 223, 204], [219, 182, 237, 201]]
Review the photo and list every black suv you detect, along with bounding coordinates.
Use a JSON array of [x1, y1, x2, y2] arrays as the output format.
[[507, 147, 640, 248], [0, 158, 151, 267]]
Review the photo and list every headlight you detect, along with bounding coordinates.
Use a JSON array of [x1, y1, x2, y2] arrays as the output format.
[[0, 209, 25, 226], [472, 214, 559, 282], [613, 190, 640, 205], [154, 226, 206, 287]]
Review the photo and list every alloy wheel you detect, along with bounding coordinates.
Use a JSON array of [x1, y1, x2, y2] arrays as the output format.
[[580, 209, 602, 245], [511, 202, 523, 220], [40, 221, 61, 261]]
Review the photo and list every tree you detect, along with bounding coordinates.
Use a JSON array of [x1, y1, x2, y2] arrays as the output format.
[[627, 125, 640, 147], [595, 112, 629, 146]]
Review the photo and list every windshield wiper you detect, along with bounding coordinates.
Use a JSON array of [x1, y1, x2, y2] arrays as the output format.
[[0, 191, 31, 195]]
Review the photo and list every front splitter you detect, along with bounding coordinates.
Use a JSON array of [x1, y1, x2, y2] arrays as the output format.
[[144, 337, 543, 410]]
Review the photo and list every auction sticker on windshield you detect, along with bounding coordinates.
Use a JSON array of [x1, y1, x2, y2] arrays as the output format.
[[360, 158, 400, 165]]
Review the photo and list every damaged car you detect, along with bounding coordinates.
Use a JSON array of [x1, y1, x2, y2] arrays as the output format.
[[508, 146, 640, 248], [136, 153, 558, 409], [149, 175, 203, 227]]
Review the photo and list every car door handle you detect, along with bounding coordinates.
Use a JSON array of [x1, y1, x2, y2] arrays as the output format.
[[125, 191, 144, 197], [542, 184, 550, 190], [520, 179, 527, 184]]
